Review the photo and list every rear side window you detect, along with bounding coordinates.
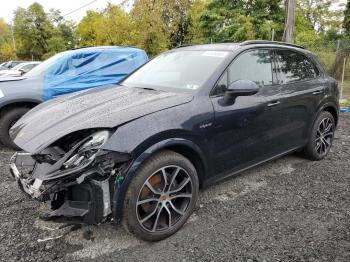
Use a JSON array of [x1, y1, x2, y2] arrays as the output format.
[[275, 50, 319, 84]]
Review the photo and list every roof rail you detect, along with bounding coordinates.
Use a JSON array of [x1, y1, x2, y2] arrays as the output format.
[[240, 40, 305, 49]]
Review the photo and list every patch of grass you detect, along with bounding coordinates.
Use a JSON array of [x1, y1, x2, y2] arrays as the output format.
[[314, 49, 336, 73]]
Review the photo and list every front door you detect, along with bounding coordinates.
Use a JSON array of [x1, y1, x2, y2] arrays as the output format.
[[209, 49, 286, 178]]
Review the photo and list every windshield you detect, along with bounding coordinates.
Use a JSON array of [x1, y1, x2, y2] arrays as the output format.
[[11, 63, 24, 70], [25, 52, 66, 77], [11, 63, 32, 71], [122, 50, 229, 91]]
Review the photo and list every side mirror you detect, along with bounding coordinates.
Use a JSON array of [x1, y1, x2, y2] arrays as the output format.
[[224, 80, 259, 104], [19, 69, 25, 75]]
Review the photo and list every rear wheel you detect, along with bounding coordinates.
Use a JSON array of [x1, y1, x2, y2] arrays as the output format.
[[0, 107, 30, 149], [304, 111, 335, 160], [122, 150, 199, 241]]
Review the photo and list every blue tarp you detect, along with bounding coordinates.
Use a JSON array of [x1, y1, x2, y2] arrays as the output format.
[[43, 46, 148, 101]]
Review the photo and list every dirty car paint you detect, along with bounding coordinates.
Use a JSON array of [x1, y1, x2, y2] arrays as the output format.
[[10, 85, 193, 153], [8, 43, 339, 232]]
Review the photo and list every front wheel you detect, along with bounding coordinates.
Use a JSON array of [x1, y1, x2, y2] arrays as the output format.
[[122, 150, 199, 241], [0, 107, 30, 150], [303, 111, 335, 161]]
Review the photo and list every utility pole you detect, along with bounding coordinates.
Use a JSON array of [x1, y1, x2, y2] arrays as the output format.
[[10, 23, 16, 51], [282, 0, 295, 43], [340, 57, 347, 100], [336, 39, 341, 55]]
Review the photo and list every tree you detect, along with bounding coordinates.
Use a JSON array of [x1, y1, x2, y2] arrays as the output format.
[[0, 18, 9, 38], [0, 18, 16, 62], [48, 9, 77, 51], [13, 3, 77, 60], [130, 0, 195, 55], [77, 5, 136, 47], [344, 0, 350, 36], [0, 42, 16, 62], [329, 0, 350, 80], [161, 0, 193, 47], [102, 4, 136, 46], [77, 1, 206, 56], [76, 11, 104, 46], [130, 0, 169, 56], [294, 8, 319, 44], [13, 3, 54, 59], [297, 0, 343, 34], [185, 0, 207, 44], [199, 0, 285, 43]]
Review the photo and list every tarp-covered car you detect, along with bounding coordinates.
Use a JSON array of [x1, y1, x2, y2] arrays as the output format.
[[0, 46, 148, 148]]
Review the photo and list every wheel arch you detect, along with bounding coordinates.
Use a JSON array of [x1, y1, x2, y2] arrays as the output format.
[[160, 144, 207, 188], [112, 138, 209, 221], [322, 104, 338, 126], [308, 102, 339, 138], [0, 99, 41, 117], [130, 138, 208, 187]]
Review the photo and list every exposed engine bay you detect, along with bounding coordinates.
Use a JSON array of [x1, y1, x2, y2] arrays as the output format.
[[9, 130, 130, 224]]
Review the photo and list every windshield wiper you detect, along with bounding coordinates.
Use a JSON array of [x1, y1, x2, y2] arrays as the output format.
[[135, 86, 157, 91]]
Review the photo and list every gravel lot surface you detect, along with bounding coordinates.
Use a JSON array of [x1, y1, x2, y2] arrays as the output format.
[[1, 114, 349, 262]]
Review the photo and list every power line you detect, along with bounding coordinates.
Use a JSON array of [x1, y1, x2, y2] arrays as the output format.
[[62, 0, 98, 17]]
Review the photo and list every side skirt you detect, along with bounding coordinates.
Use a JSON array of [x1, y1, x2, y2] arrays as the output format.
[[202, 146, 303, 188]]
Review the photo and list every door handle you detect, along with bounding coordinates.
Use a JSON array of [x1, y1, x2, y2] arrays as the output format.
[[312, 90, 324, 95], [267, 101, 281, 107]]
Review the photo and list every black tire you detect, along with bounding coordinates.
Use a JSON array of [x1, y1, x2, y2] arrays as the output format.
[[122, 150, 199, 241], [303, 111, 335, 161], [0, 107, 30, 150]]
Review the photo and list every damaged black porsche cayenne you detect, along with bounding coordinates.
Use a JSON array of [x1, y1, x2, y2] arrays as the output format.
[[9, 41, 339, 241]]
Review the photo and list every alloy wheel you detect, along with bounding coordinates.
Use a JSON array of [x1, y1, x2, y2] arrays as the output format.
[[136, 165, 193, 232], [315, 117, 334, 156]]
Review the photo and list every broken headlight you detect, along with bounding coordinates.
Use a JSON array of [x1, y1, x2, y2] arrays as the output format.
[[63, 130, 111, 169]]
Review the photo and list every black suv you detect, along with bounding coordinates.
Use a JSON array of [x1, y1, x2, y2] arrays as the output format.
[[9, 41, 339, 241]]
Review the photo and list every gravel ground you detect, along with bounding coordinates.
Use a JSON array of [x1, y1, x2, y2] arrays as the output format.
[[1, 114, 349, 262]]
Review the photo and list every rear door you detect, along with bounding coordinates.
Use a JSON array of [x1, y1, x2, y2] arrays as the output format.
[[274, 49, 326, 148]]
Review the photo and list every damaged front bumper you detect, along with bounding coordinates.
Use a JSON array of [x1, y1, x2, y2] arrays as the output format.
[[10, 152, 43, 198], [9, 147, 130, 224]]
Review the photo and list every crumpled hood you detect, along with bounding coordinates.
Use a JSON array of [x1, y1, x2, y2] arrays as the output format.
[[11, 85, 193, 153]]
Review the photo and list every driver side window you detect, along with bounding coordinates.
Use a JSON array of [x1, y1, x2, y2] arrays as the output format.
[[212, 49, 273, 96]]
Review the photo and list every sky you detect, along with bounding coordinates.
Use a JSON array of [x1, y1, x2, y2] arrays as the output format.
[[0, 0, 129, 24], [0, 0, 347, 24]]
